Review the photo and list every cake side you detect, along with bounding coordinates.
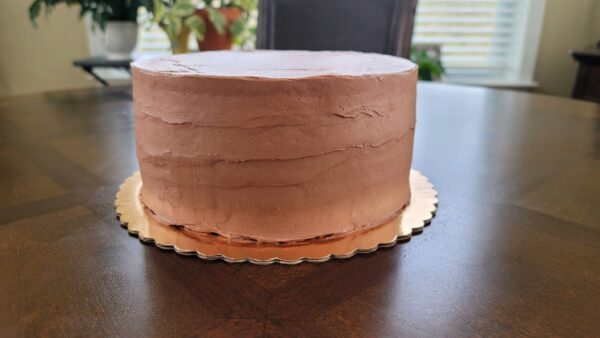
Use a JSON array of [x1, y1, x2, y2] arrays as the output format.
[[132, 50, 417, 243]]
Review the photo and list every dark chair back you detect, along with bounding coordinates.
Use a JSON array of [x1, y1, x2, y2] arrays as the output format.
[[256, 0, 418, 58]]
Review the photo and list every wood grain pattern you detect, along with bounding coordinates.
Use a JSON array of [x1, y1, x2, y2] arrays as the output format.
[[0, 83, 599, 337]]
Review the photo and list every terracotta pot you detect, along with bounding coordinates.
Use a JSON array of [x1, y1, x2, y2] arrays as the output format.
[[196, 8, 242, 51]]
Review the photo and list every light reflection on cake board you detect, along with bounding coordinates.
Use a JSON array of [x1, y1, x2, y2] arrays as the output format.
[[115, 170, 438, 265]]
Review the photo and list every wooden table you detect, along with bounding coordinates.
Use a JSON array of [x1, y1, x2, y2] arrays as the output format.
[[0, 83, 598, 337]]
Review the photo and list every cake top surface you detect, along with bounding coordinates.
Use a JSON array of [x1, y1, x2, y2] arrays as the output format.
[[132, 50, 417, 79]]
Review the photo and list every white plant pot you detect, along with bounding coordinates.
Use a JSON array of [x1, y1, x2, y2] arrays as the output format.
[[105, 21, 138, 60]]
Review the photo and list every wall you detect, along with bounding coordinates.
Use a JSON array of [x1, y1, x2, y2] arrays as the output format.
[[0, 0, 93, 98], [534, 0, 600, 97]]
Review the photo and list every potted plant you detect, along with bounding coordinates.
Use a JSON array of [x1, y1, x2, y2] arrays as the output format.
[[147, 0, 256, 54], [195, 0, 257, 51], [143, 0, 196, 54], [29, 0, 146, 60], [410, 45, 445, 81]]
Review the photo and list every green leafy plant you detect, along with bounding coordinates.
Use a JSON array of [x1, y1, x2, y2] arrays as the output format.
[[147, 0, 256, 53], [220, 0, 257, 40], [150, 0, 204, 54], [410, 47, 445, 81], [29, 0, 147, 30]]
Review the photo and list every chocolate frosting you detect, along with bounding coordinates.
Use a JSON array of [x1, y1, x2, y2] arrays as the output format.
[[132, 50, 417, 243]]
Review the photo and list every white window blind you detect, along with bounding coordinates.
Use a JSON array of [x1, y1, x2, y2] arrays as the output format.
[[132, 23, 172, 57], [413, 0, 546, 86]]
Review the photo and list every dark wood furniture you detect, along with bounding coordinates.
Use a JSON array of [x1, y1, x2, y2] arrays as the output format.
[[571, 48, 600, 103], [256, 0, 418, 58], [73, 56, 132, 87], [0, 83, 599, 337]]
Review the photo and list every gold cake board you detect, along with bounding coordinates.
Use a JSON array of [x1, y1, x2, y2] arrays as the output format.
[[115, 170, 438, 265]]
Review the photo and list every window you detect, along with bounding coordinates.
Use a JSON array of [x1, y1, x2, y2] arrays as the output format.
[[413, 0, 546, 86]]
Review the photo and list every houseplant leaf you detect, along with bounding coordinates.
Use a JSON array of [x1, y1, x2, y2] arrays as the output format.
[[236, 0, 258, 11], [206, 7, 226, 35], [185, 15, 206, 41], [153, 0, 165, 22], [172, 2, 196, 17], [28, 0, 42, 28], [230, 17, 246, 38], [164, 13, 182, 40]]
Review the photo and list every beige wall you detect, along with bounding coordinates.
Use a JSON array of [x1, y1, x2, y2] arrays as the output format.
[[534, 0, 600, 97], [0, 0, 93, 98]]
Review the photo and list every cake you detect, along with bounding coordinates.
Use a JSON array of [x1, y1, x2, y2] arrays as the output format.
[[132, 50, 417, 244]]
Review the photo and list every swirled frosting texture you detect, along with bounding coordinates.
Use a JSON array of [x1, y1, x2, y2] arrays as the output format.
[[132, 50, 417, 243]]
